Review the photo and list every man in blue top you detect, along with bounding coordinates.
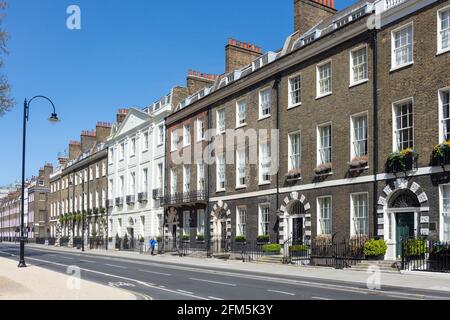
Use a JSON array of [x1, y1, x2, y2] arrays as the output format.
[[150, 238, 157, 256]]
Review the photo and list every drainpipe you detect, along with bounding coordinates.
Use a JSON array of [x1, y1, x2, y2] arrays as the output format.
[[371, 29, 379, 240], [274, 74, 282, 244], [206, 106, 212, 257]]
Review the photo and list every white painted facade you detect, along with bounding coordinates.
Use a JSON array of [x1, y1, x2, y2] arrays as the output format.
[[108, 95, 172, 245]]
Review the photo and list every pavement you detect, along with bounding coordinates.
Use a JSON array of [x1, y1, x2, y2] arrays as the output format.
[[1, 242, 450, 300], [0, 255, 137, 300]]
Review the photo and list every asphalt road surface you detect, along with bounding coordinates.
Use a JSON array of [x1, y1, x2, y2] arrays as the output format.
[[1, 243, 449, 300]]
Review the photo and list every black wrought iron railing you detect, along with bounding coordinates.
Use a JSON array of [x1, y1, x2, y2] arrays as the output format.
[[401, 239, 450, 273], [162, 190, 207, 205]]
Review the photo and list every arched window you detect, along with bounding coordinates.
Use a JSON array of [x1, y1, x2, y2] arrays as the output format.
[[289, 200, 306, 216], [389, 190, 420, 209]]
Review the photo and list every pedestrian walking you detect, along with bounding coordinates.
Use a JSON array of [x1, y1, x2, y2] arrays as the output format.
[[150, 237, 157, 256]]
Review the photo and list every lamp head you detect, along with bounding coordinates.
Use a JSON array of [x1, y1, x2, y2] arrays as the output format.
[[49, 113, 60, 124]]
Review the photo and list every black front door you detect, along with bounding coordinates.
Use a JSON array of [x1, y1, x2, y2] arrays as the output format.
[[292, 218, 304, 245], [396, 213, 415, 257]]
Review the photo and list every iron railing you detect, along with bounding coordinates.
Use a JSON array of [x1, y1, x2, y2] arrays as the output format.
[[162, 191, 207, 206], [401, 239, 450, 273], [138, 192, 149, 202]]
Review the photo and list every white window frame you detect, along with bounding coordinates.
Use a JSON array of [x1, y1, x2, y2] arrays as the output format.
[[183, 211, 190, 236], [171, 131, 178, 152], [288, 131, 301, 171], [350, 192, 369, 237], [183, 165, 191, 193], [170, 168, 177, 195], [197, 162, 205, 192], [157, 125, 164, 146], [197, 119, 205, 142], [143, 131, 149, 151], [236, 99, 248, 128], [316, 60, 332, 99], [130, 137, 136, 157], [216, 154, 226, 192], [317, 123, 332, 166], [217, 108, 226, 134], [258, 204, 270, 236], [109, 147, 114, 164], [236, 206, 247, 237], [259, 143, 271, 185], [119, 143, 125, 161], [391, 22, 414, 71], [350, 112, 369, 160], [95, 163, 100, 179], [438, 87, 450, 143], [142, 168, 148, 194], [197, 209, 205, 235], [288, 73, 302, 109], [157, 163, 164, 189], [439, 184, 450, 241], [437, 5, 450, 55], [392, 98, 414, 152], [183, 125, 191, 147], [236, 148, 247, 189], [349, 45, 368, 87], [317, 196, 332, 236], [259, 87, 272, 120]]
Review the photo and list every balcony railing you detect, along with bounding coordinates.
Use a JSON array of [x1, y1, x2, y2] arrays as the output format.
[[152, 189, 163, 200], [115, 197, 123, 206], [162, 190, 207, 206], [138, 192, 148, 202], [126, 195, 135, 205], [385, 0, 406, 9]]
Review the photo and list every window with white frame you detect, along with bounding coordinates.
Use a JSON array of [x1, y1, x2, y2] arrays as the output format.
[[288, 74, 301, 107], [142, 168, 148, 193], [236, 149, 246, 187], [217, 109, 226, 134], [158, 125, 164, 146], [109, 147, 114, 163], [130, 172, 136, 195], [109, 179, 113, 199], [197, 162, 205, 192], [183, 165, 191, 193], [119, 143, 125, 160], [259, 143, 271, 183], [393, 100, 414, 151], [102, 189, 106, 207], [258, 204, 270, 236], [95, 191, 99, 208], [157, 163, 163, 189], [197, 119, 205, 141], [441, 185, 450, 241], [351, 114, 368, 159], [317, 62, 332, 97], [288, 132, 301, 171], [102, 161, 106, 177], [183, 211, 190, 236], [237, 99, 247, 126], [318, 124, 332, 165], [350, 46, 368, 85], [351, 193, 368, 236], [440, 89, 450, 142], [259, 88, 271, 118], [143, 131, 149, 151], [217, 154, 226, 191], [237, 207, 247, 237], [318, 197, 332, 235], [89, 167, 93, 181], [183, 125, 191, 147], [130, 138, 136, 157], [392, 24, 413, 69], [96, 163, 99, 179], [171, 131, 178, 151], [438, 7, 450, 53], [119, 176, 124, 197], [170, 168, 177, 195], [197, 209, 205, 235]]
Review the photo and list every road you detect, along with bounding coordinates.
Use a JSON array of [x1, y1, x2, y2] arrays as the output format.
[[1, 243, 449, 300]]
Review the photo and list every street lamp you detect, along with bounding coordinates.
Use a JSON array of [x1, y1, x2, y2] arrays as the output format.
[[18, 96, 60, 268]]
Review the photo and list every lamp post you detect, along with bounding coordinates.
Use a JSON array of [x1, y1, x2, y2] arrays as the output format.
[[18, 96, 59, 268]]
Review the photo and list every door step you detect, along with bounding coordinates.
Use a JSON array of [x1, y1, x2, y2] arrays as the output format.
[[347, 260, 401, 273]]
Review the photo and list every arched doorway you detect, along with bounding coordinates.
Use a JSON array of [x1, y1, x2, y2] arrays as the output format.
[[210, 201, 231, 253], [278, 192, 312, 243], [288, 200, 306, 245], [165, 207, 179, 251], [387, 189, 421, 258]]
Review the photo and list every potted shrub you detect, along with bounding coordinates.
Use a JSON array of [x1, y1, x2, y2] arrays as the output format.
[[348, 156, 369, 169], [388, 148, 417, 173], [93, 207, 99, 215], [235, 236, 246, 243], [285, 168, 302, 181], [182, 235, 190, 242], [363, 239, 387, 260], [314, 163, 332, 175], [257, 235, 270, 244], [99, 207, 106, 214], [262, 243, 282, 255], [433, 141, 450, 166], [196, 234, 205, 242]]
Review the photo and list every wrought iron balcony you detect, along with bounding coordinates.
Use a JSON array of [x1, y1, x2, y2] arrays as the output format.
[[162, 190, 207, 206], [115, 197, 123, 206], [126, 195, 135, 205], [138, 192, 148, 202], [152, 189, 163, 200]]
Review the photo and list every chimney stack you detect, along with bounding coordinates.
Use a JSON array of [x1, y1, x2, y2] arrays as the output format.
[[96, 122, 112, 143], [68, 141, 82, 160], [186, 70, 218, 95], [225, 38, 263, 73], [116, 109, 129, 124], [294, 0, 336, 36], [81, 130, 97, 152], [58, 157, 68, 166]]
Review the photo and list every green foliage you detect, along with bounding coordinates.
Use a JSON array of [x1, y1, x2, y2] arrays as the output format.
[[405, 238, 427, 256], [235, 236, 246, 243], [363, 239, 387, 257], [289, 245, 309, 252], [433, 141, 450, 159], [196, 234, 205, 241], [182, 235, 190, 242], [262, 243, 281, 253], [388, 148, 417, 171], [257, 235, 270, 243]]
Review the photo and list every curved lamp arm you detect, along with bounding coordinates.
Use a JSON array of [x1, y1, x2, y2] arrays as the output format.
[[25, 95, 58, 121]]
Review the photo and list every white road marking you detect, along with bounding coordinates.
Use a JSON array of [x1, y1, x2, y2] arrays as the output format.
[[208, 296, 224, 300], [60, 256, 74, 260], [80, 260, 96, 263], [268, 289, 295, 296], [105, 263, 126, 269], [189, 278, 237, 287], [139, 269, 171, 276], [177, 290, 194, 295], [312, 296, 333, 300]]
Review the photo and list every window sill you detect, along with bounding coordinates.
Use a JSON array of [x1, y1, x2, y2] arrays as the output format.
[[235, 123, 247, 130], [349, 79, 368, 88], [437, 48, 450, 56], [287, 103, 302, 110], [315, 171, 334, 177], [216, 189, 226, 193], [236, 185, 247, 190], [183, 144, 191, 149], [258, 115, 271, 121], [196, 138, 206, 143], [390, 61, 413, 73], [315, 92, 332, 100], [216, 131, 225, 136], [258, 181, 271, 186]]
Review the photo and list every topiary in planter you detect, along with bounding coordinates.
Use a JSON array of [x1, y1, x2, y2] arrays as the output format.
[[363, 239, 387, 260], [182, 235, 190, 242], [257, 235, 270, 244], [235, 236, 246, 243], [196, 234, 205, 242], [262, 243, 281, 254]]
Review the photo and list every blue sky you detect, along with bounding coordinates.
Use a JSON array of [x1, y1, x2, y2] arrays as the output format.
[[0, 0, 355, 185]]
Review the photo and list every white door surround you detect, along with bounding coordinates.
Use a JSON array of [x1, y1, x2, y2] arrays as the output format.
[[279, 192, 312, 243]]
